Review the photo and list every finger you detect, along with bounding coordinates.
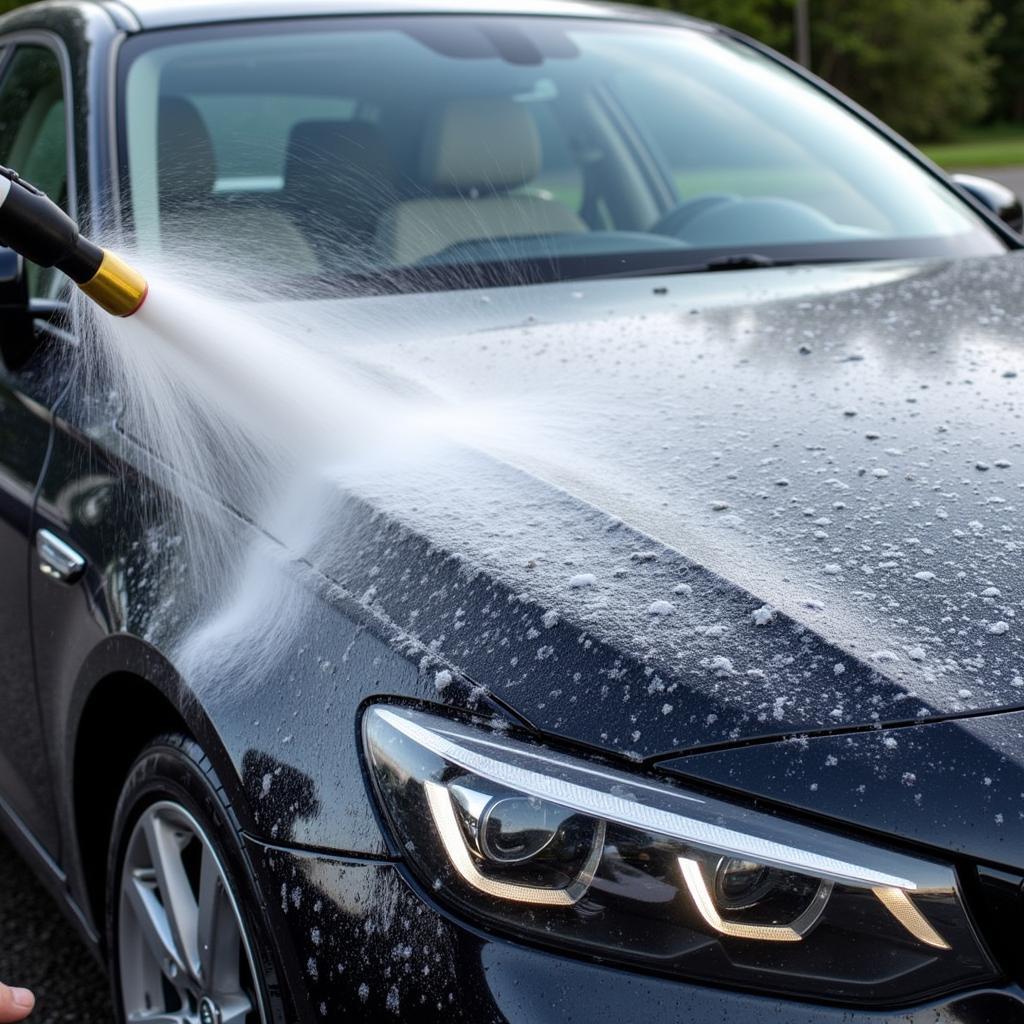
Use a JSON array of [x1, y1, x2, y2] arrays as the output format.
[[0, 982, 34, 1022]]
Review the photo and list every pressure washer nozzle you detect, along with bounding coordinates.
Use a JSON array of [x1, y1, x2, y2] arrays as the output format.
[[0, 165, 147, 317]]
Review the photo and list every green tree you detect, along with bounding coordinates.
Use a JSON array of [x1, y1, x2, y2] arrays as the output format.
[[638, 0, 792, 49], [985, 0, 1024, 121], [626, 0, 998, 142], [810, 0, 997, 141]]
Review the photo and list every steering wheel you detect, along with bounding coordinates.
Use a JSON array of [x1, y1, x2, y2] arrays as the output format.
[[651, 193, 874, 245], [650, 194, 741, 238]]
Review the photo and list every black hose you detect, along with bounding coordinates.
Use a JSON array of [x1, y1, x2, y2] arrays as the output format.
[[0, 165, 103, 283], [0, 165, 147, 317]]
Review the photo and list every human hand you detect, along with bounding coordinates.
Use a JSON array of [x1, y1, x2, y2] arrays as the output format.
[[0, 982, 34, 1022]]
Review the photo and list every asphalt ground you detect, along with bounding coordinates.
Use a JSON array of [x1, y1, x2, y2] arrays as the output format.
[[0, 835, 112, 1022], [3, 163, 1024, 1024]]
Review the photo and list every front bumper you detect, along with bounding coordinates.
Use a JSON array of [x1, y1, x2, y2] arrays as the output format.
[[246, 838, 1024, 1024]]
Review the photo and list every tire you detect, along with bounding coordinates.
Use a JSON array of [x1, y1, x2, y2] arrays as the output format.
[[105, 733, 290, 1024]]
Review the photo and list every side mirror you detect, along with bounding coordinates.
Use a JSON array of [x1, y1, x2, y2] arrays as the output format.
[[0, 245, 34, 368], [0, 244, 26, 302], [952, 173, 1024, 233]]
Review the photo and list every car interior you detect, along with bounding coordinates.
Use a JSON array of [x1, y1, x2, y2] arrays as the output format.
[[153, 87, 870, 278], [155, 92, 603, 275]]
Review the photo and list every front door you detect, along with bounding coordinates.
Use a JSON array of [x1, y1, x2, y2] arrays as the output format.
[[0, 42, 73, 857]]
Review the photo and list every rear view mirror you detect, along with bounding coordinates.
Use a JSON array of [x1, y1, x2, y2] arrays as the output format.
[[952, 173, 1024, 233]]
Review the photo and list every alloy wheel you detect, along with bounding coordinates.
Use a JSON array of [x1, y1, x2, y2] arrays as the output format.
[[117, 800, 267, 1024]]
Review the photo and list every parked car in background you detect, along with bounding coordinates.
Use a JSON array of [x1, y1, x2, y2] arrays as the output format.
[[0, 1, 1023, 1021]]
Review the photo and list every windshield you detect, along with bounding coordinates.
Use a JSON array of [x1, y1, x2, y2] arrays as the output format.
[[119, 15, 1006, 296]]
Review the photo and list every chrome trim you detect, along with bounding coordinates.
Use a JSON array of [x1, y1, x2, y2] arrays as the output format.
[[36, 529, 86, 583]]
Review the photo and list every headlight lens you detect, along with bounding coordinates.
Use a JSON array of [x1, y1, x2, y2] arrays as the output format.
[[363, 705, 996, 1005]]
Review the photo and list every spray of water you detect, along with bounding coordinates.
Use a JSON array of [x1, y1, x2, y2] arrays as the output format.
[[64, 247, 556, 668]]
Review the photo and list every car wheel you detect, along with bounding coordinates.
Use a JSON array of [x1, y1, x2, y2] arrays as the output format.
[[106, 733, 287, 1024]]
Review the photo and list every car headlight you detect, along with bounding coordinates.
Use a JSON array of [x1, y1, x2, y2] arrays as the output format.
[[363, 705, 996, 1005]]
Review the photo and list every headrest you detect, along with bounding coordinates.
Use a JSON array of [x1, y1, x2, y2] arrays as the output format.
[[284, 120, 397, 204], [158, 96, 216, 206], [420, 98, 540, 193]]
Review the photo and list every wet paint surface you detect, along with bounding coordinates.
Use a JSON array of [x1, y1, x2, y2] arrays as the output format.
[[664, 710, 1024, 869], [250, 839, 1024, 1023], [294, 256, 1024, 758], [39, 256, 1024, 858]]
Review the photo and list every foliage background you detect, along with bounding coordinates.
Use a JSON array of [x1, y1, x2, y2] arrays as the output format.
[[630, 0, 1008, 142]]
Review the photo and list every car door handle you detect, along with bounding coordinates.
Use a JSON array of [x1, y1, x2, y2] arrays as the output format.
[[36, 529, 86, 583]]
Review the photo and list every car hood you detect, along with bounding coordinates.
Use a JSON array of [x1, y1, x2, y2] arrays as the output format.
[[663, 706, 1024, 869], [289, 254, 1024, 760]]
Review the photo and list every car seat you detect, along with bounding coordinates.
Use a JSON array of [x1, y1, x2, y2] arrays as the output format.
[[158, 96, 319, 274], [374, 97, 585, 265]]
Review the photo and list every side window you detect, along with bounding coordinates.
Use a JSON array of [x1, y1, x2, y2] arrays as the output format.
[[0, 46, 69, 300]]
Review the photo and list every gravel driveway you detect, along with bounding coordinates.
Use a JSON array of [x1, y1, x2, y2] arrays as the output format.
[[0, 835, 112, 1022]]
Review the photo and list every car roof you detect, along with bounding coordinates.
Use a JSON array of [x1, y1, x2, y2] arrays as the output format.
[[99, 0, 682, 32]]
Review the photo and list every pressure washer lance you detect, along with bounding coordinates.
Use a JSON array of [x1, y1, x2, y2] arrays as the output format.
[[0, 164, 148, 317]]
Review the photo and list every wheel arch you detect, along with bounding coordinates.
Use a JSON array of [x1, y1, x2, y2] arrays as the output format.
[[67, 636, 245, 945]]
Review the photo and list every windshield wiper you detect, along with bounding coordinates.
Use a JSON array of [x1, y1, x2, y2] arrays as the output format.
[[705, 253, 780, 271], [288, 251, 878, 300], [603, 252, 874, 280]]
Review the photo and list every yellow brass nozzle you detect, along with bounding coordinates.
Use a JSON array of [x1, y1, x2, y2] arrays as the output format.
[[77, 249, 148, 318]]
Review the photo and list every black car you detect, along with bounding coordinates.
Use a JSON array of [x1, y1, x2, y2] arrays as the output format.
[[2, 1, 1024, 1021]]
